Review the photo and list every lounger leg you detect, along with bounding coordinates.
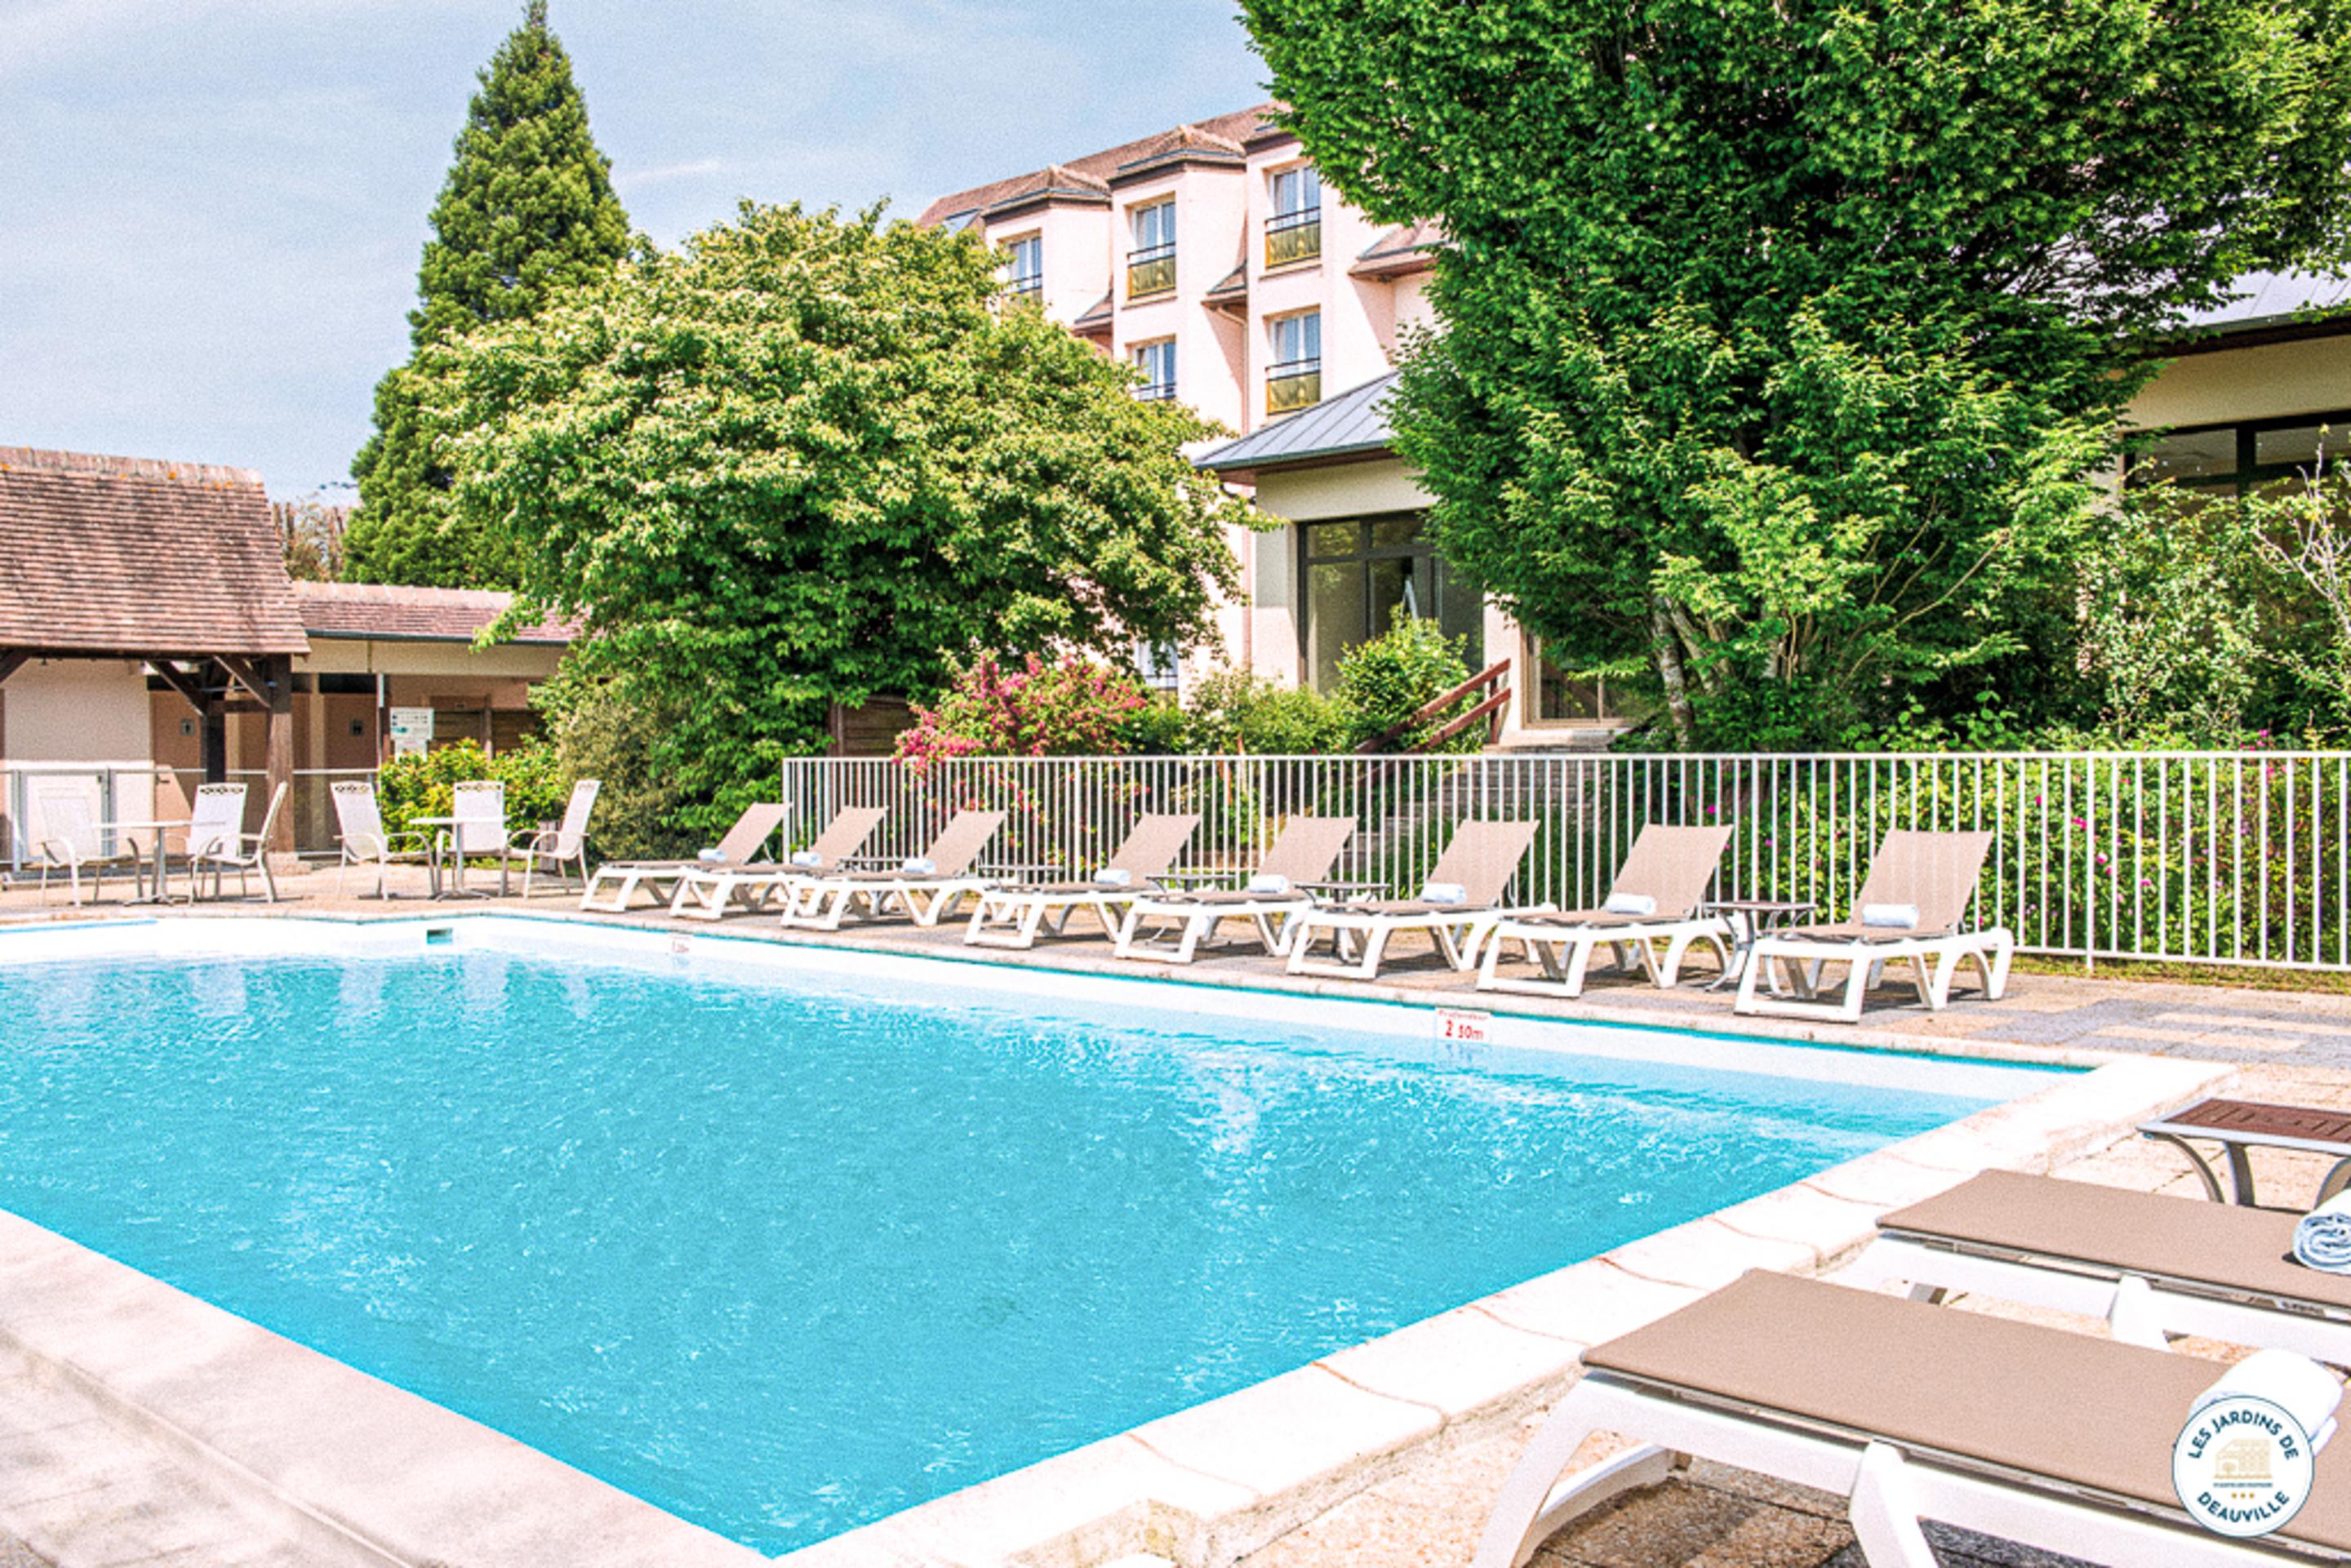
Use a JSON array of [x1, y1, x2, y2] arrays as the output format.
[[1471, 1384, 1686, 1568], [1837, 958, 1872, 1023], [1173, 913, 1207, 965], [1476, 931, 1508, 991], [1558, 937, 1595, 998], [1733, 946, 1767, 1014], [1847, 1443, 1938, 1568]]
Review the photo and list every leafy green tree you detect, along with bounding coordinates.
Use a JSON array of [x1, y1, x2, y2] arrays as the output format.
[[1245, 0, 2351, 747], [345, 0, 630, 587], [439, 202, 1250, 833]]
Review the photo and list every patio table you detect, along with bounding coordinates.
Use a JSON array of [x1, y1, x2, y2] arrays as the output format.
[[1697, 898, 1815, 992], [96, 817, 188, 904], [2140, 1097, 2351, 1209], [409, 815, 490, 899]]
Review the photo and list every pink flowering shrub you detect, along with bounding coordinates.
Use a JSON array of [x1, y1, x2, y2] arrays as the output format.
[[896, 652, 1151, 765]]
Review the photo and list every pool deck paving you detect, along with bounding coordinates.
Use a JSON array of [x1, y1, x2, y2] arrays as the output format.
[[0, 866, 2346, 1567]]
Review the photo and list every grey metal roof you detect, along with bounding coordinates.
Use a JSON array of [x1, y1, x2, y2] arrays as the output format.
[[2174, 270, 2350, 335], [1195, 371, 1398, 473]]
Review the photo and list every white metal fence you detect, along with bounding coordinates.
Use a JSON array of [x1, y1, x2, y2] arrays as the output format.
[[780, 750, 2351, 972]]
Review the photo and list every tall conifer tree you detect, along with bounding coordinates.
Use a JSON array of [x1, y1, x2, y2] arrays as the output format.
[[345, 1, 629, 585]]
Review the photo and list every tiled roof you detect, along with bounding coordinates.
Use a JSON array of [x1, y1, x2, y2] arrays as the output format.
[[291, 581, 576, 645], [1352, 220, 1445, 279], [917, 104, 1281, 228], [0, 446, 309, 656], [1070, 292, 1114, 333], [1195, 371, 1400, 475], [978, 164, 1111, 220], [1204, 264, 1248, 309]]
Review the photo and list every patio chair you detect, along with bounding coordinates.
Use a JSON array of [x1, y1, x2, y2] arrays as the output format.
[[780, 809, 1007, 931], [1842, 1168, 2351, 1368], [1734, 828, 2013, 1023], [437, 780, 509, 898], [185, 781, 286, 903], [1475, 823, 1734, 998], [669, 805, 888, 921], [1283, 820, 1542, 981], [29, 782, 141, 906], [494, 778, 601, 897], [329, 779, 433, 899], [1110, 815, 1356, 963], [167, 782, 247, 899], [579, 802, 792, 913], [1475, 1268, 2351, 1568], [964, 813, 1202, 949]]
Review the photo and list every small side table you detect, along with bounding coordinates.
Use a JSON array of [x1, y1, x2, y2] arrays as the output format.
[[408, 815, 485, 899], [2140, 1098, 2351, 1208], [1698, 899, 1815, 993], [98, 818, 189, 904]]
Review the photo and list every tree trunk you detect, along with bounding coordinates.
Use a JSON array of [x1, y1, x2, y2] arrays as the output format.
[[1650, 594, 1698, 749]]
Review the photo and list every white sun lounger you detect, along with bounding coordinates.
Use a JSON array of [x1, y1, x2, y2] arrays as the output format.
[[964, 813, 1201, 949], [1111, 815, 1356, 963], [1735, 829, 2015, 1023], [1284, 820, 1541, 982], [579, 802, 791, 913], [1476, 824, 1733, 997], [1477, 1269, 2351, 1568], [669, 806, 888, 921], [1842, 1169, 2351, 1368], [779, 809, 1007, 931]]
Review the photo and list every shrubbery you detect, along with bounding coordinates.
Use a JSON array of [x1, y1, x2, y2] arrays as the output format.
[[896, 653, 1152, 763], [1334, 610, 1484, 753], [373, 735, 573, 847]]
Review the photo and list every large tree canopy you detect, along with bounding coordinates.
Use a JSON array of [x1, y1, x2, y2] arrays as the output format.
[[1245, 0, 2351, 745], [438, 202, 1249, 818], [345, 0, 630, 588]]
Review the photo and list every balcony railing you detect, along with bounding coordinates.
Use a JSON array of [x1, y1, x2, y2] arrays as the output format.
[[1004, 274, 1042, 302], [1126, 243, 1176, 300], [1266, 358, 1322, 414], [1265, 209, 1322, 268], [1135, 383, 1177, 402]]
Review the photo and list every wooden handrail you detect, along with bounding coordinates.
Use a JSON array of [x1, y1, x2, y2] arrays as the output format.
[[1358, 657, 1513, 754]]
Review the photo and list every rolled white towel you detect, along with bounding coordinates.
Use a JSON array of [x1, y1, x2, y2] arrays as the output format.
[[2191, 1348, 2343, 1454], [1246, 873, 1292, 895], [789, 850, 824, 868], [1419, 882, 1468, 906], [697, 847, 726, 863], [900, 856, 936, 877], [1860, 902, 1919, 929], [1604, 891, 1657, 917], [1092, 868, 1134, 887], [2295, 1192, 2351, 1273]]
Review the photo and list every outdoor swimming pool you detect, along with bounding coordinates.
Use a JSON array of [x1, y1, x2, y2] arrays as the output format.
[[0, 919, 2057, 1554]]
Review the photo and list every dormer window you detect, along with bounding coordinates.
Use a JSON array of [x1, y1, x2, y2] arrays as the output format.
[[1127, 201, 1176, 300], [1002, 234, 1042, 301], [1266, 166, 1322, 268]]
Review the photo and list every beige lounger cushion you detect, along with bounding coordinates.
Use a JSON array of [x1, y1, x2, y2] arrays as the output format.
[[1584, 1269, 2351, 1551], [1881, 1169, 2351, 1312]]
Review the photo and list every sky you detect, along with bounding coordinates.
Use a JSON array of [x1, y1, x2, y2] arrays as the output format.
[[0, 0, 1266, 500]]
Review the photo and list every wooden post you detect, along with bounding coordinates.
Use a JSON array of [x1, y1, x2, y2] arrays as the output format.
[[264, 654, 295, 855]]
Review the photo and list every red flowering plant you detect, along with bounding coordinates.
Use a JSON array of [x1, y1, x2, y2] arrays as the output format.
[[896, 652, 1152, 766]]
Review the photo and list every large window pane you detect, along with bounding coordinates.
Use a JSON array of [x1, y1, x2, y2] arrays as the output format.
[[1307, 562, 1364, 691], [2255, 423, 2340, 470], [2147, 428, 2236, 482], [1438, 563, 1485, 667]]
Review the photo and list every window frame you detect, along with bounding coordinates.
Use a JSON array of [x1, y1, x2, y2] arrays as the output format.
[[1000, 232, 1043, 300], [1130, 337, 1176, 402], [1295, 510, 1480, 689], [1126, 200, 1178, 299], [1264, 165, 1322, 269], [1265, 309, 1322, 414], [2130, 409, 2351, 495]]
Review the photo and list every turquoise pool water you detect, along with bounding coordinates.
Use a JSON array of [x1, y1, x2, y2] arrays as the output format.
[[0, 943, 2005, 1552]]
